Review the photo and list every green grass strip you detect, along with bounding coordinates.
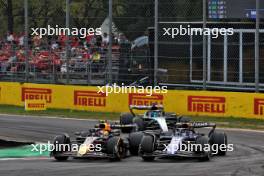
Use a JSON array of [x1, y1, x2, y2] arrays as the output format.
[[0, 144, 49, 158]]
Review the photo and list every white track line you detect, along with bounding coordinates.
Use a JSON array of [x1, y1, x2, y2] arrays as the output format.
[[0, 157, 50, 161], [0, 113, 99, 122]]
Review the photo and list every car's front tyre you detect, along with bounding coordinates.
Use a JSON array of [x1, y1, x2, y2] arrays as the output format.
[[129, 131, 144, 155], [51, 134, 71, 161], [139, 134, 155, 161], [210, 132, 227, 156], [195, 136, 211, 161], [107, 137, 125, 161]]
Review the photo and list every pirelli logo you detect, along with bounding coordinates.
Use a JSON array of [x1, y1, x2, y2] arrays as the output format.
[[22, 88, 52, 103], [74, 91, 106, 107], [254, 98, 264, 115], [188, 96, 226, 113], [128, 93, 163, 106]]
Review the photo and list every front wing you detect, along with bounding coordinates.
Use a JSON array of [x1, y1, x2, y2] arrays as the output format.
[[141, 150, 208, 159]]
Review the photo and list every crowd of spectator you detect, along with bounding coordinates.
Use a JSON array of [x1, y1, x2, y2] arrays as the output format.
[[0, 31, 128, 76]]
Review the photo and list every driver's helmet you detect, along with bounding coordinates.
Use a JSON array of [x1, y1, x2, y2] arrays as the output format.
[[100, 130, 109, 136], [98, 128, 110, 136], [149, 110, 160, 118]]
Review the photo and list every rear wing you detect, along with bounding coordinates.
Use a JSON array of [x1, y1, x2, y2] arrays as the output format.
[[191, 122, 216, 128], [129, 105, 164, 110], [129, 105, 164, 115], [175, 122, 216, 136], [175, 122, 216, 128]]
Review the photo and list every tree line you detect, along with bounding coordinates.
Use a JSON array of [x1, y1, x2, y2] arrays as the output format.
[[0, 0, 202, 40]]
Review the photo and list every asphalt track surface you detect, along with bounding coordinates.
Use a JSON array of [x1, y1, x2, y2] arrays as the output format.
[[0, 114, 264, 176]]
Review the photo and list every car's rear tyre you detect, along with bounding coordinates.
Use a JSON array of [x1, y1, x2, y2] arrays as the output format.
[[120, 113, 134, 133], [133, 117, 145, 131], [140, 135, 155, 161], [210, 132, 227, 156], [129, 132, 144, 155], [107, 137, 125, 161], [195, 136, 211, 161], [52, 134, 71, 161]]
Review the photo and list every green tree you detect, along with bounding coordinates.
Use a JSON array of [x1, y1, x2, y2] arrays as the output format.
[[0, 0, 203, 39]]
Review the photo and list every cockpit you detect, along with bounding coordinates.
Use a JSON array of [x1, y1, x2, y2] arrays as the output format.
[[145, 110, 165, 118]]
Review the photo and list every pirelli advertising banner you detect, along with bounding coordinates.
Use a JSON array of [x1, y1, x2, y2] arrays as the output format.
[[0, 82, 263, 119]]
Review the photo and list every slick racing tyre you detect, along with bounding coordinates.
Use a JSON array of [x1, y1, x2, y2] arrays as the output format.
[[129, 132, 144, 155], [120, 113, 134, 133], [210, 132, 227, 156], [195, 136, 211, 161], [139, 135, 155, 161], [52, 134, 71, 161], [107, 137, 125, 161]]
